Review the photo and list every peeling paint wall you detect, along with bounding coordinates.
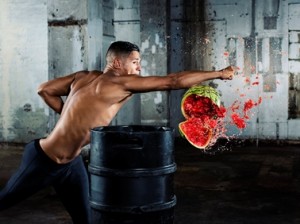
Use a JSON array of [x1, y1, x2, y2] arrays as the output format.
[[0, 0, 103, 143], [140, 0, 169, 126], [1, 0, 300, 143], [0, 0, 48, 143]]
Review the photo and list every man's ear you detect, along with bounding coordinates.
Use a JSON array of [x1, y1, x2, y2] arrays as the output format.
[[113, 58, 122, 69]]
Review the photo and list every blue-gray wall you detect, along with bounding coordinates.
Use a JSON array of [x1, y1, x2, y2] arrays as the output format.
[[0, 0, 48, 142], [0, 0, 300, 143]]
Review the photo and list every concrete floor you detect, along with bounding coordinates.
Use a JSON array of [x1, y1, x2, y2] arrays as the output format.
[[1, 139, 300, 224]]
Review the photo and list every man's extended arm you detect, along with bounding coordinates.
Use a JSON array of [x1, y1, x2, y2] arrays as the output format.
[[167, 66, 235, 88], [117, 66, 236, 93], [37, 73, 77, 114]]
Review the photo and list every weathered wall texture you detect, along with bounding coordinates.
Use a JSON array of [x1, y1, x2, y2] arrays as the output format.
[[1, 0, 300, 143], [140, 0, 169, 126], [0, 0, 48, 143]]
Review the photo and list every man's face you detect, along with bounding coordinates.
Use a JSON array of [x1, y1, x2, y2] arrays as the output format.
[[121, 51, 141, 75]]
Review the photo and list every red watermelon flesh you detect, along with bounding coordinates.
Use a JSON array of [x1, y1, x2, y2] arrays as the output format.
[[183, 95, 226, 119], [179, 117, 213, 149]]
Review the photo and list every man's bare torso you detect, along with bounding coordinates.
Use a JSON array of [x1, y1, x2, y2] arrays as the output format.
[[40, 71, 132, 164]]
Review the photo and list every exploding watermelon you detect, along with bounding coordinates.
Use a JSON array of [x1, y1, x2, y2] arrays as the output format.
[[179, 85, 224, 149], [181, 85, 221, 119]]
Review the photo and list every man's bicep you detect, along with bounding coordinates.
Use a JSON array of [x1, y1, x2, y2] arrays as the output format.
[[122, 75, 173, 93]]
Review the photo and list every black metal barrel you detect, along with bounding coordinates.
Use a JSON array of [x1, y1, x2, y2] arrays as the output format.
[[89, 125, 177, 224]]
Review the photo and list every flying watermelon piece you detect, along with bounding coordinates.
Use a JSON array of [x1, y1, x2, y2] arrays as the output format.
[[181, 85, 221, 119], [179, 117, 213, 149], [179, 85, 224, 149]]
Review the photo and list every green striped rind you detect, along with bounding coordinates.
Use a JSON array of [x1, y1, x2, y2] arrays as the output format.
[[181, 85, 221, 118], [178, 121, 185, 138]]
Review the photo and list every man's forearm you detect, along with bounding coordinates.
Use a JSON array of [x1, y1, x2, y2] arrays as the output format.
[[171, 70, 222, 89], [38, 91, 64, 114], [171, 66, 234, 89]]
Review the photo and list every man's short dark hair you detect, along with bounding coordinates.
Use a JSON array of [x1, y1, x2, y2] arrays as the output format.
[[105, 41, 140, 64], [107, 41, 140, 56]]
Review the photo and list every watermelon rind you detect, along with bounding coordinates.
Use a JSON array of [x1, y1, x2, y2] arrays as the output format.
[[178, 120, 212, 149], [181, 85, 221, 119]]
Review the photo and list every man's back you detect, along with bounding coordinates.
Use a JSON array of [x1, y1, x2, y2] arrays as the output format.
[[39, 70, 132, 164]]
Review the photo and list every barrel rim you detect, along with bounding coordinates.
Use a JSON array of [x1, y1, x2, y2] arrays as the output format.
[[88, 163, 177, 177], [91, 125, 174, 134], [90, 196, 177, 214]]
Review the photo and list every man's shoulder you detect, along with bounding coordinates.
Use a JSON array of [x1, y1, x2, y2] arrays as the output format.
[[74, 70, 102, 79], [89, 70, 103, 75]]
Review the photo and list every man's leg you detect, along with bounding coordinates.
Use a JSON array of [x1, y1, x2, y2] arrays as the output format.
[[53, 155, 91, 224], [0, 140, 55, 210]]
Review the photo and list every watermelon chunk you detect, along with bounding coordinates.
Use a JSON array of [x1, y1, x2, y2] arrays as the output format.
[[181, 85, 221, 119], [179, 85, 224, 149], [179, 118, 212, 149]]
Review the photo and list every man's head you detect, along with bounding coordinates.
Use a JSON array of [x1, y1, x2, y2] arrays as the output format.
[[105, 41, 141, 75]]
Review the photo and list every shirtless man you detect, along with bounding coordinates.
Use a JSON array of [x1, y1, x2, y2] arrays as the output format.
[[0, 41, 235, 223]]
